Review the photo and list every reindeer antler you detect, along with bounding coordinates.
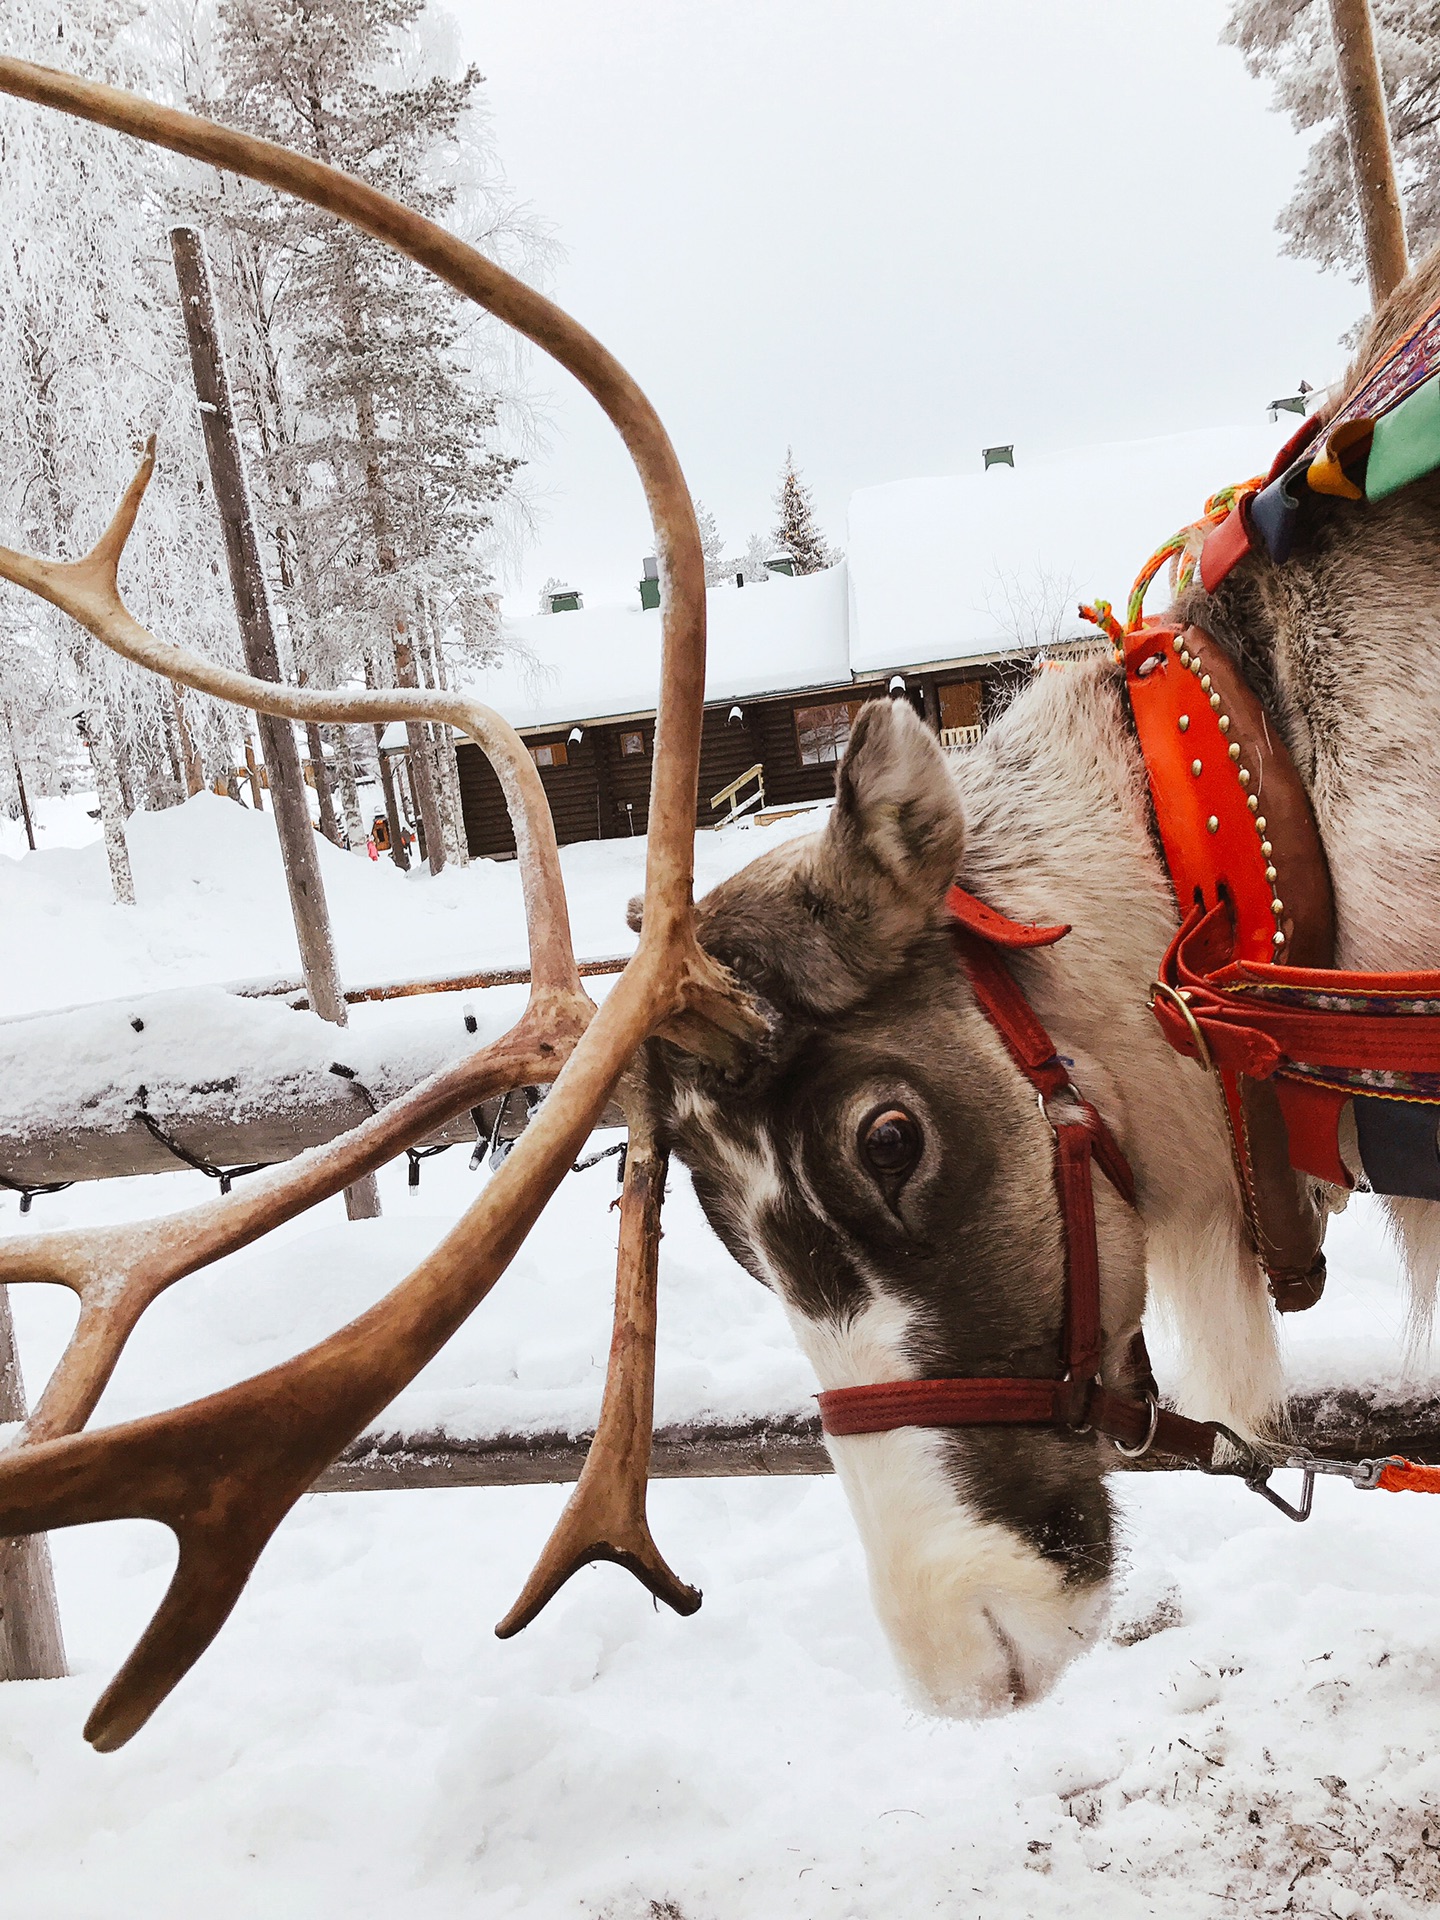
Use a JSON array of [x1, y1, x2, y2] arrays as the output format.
[[0, 57, 763, 1747]]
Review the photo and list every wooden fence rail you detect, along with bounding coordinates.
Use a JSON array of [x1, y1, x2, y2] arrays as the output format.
[[316, 1390, 1440, 1493]]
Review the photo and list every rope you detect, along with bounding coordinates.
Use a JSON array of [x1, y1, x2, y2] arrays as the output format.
[[1377, 1458, 1440, 1493], [1079, 474, 1268, 643]]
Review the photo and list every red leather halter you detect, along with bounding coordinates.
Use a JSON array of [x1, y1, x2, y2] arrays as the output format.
[[816, 885, 1224, 1467]]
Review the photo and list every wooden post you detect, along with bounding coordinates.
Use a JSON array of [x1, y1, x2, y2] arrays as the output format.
[[1327, 0, 1408, 307], [0, 1285, 66, 1681], [171, 226, 380, 1223], [374, 728, 410, 871]]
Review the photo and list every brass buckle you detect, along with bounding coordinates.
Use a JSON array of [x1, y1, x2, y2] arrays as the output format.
[[1147, 980, 1215, 1074]]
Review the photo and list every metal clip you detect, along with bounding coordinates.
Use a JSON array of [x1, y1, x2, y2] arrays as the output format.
[[1216, 1438, 1405, 1523]]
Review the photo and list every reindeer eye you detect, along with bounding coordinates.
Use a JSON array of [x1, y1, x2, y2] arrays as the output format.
[[859, 1106, 922, 1178]]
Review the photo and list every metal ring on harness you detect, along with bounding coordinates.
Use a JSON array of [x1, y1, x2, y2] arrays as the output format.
[[1111, 1391, 1160, 1459], [1147, 980, 1215, 1074]]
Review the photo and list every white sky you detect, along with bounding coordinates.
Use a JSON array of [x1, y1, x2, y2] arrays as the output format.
[[453, 0, 1364, 610]]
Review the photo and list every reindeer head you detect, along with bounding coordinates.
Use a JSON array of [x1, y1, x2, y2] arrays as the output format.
[[642, 699, 1147, 1713]]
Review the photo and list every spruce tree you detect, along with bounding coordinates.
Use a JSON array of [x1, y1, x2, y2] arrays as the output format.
[[772, 449, 838, 575], [1224, 2, 1439, 278]]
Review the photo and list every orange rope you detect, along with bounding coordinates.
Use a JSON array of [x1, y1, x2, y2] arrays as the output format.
[[1079, 474, 1268, 642], [1376, 1459, 1440, 1493]]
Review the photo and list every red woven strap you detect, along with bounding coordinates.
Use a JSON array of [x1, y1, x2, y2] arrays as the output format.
[[817, 1376, 1221, 1465]]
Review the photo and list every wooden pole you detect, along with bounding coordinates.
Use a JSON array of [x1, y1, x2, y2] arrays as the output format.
[[171, 226, 380, 1222], [0, 1285, 66, 1681], [1327, 0, 1408, 307]]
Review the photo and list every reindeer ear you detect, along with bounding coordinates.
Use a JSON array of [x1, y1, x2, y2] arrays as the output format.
[[826, 698, 965, 910]]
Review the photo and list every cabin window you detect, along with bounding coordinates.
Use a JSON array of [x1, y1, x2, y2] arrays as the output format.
[[619, 730, 647, 758], [529, 740, 568, 769], [794, 699, 858, 766]]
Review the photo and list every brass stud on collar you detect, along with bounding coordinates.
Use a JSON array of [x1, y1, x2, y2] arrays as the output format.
[[1172, 633, 1185, 652], [1218, 715, 1231, 734], [1178, 714, 1190, 732], [1200, 673, 1212, 691], [1260, 840, 1273, 857], [1265, 864, 1277, 883], [1206, 815, 1219, 833], [1237, 768, 1251, 787], [1191, 758, 1203, 776], [1179, 649, 1192, 668], [1255, 815, 1267, 833], [1271, 898, 1284, 918], [1247, 795, 1259, 812], [1228, 743, 1241, 761], [1272, 930, 1286, 950], [1209, 693, 1222, 711]]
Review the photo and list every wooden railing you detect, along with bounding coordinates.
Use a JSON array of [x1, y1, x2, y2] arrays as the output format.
[[940, 724, 983, 751], [710, 762, 765, 827]]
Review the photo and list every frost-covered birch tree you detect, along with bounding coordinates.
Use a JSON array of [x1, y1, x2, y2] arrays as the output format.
[[0, 0, 242, 902]]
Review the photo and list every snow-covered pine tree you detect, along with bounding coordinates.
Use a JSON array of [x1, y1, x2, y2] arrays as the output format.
[[192, 0, 539, 872], [741, 533, 771, 584], [1224, 1, 1439, 278], [772, 449, 838, 575], [693, 499, 729, 587]]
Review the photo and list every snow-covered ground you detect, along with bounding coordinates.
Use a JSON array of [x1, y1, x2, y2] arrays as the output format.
[[3, 795, 1440, 1917]]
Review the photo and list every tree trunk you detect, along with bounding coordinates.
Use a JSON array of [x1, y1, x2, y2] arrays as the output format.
[[243, 733, 265, 810], [0, 1285, 67, 1682], [374, 725, 409, 871], [416, 602, 468, 867], [172, 685, 205, 796], [332, 726, 365, 848], [5, 709, 35, 852], [1327, 0, 1409, 307], [172, 226, 380, 1224], [71, 646, 134, 906], [391, 621, 446, 875], [305, 720, 342, 845]]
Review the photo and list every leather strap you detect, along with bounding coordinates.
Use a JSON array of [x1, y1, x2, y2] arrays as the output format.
[[1126, 621, 1333, 1311], [816, 889, 1218, 1467]]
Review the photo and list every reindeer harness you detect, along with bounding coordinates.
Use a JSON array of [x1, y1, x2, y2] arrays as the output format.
[[821, 295, 1440, 1509]]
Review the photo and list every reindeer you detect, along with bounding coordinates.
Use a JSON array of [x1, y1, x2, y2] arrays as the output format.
[[0, 55, 1435, 1749], [640, 247, 1440, 1715]]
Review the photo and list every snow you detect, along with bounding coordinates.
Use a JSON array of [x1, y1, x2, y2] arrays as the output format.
[[846, 422, 1298, 674], [3, 786, 1440, 1915]]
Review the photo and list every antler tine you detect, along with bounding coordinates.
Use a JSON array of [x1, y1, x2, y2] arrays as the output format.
[[0, 59, 769, 1738], [495, 1099, 698, 1637], [3, 999, 587, 1447], [0, 951, 665, 1748]]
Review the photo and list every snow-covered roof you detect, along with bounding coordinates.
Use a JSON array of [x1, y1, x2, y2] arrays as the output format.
[[847, 421, 1293, 675], [461, 420, 1297, 732], [464, 562, 850, 732]]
